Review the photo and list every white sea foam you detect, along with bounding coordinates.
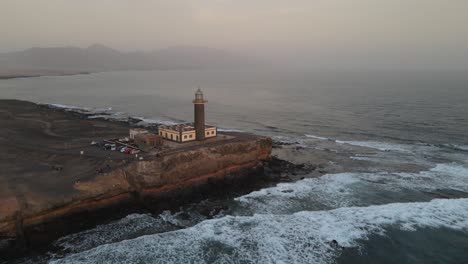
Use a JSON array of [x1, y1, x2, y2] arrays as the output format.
[[50, 198, 468, 264], [48, 103, 89, 111], [87, 112, 130, 122], [235, 173, 361, 213], [304, 133, 415, 153], [92, 107, 113, 114], [48, 103, 182, 126], [159, 210, 208, 228], [349, 156, 373, 161], [392, 163, 468, 192], [305, 134, 331, 141], [217, 128, 244, 132], [48, 103, 117, 117], [236, 163, 468, 214], [335, 140, 410, 152], [444, 144, 468, 152], [87, 114, 110, 119], [133, 117, 179, 127], [53, 214, 176, 254]]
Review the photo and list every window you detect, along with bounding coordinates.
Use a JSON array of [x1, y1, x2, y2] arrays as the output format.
[[189, 134, 193, 138], [159, 131, 162, 136], [176, 136, 179, 141], [184, 135, 187, 139], [211, 131, 215, 135]]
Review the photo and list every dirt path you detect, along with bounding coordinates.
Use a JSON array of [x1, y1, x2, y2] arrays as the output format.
[[0, 109, 66, 138]]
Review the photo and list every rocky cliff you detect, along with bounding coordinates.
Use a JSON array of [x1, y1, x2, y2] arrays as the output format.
[[0, 133, 272, 253]]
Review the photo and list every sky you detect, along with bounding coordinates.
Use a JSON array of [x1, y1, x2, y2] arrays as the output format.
[[1, 0, 468, 69]]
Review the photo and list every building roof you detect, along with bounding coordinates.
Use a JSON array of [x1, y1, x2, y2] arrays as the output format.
[[159, 123, 216, 132], [130, 128, 149, 132], [135, 133, 160, 139]]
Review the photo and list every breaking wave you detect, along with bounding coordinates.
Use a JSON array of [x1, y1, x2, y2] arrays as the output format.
[[444, 144, 468, 152], [50, 198, 468, 264], [46, 103, 180, 126], [304, 134, 413, 152], [217, 128, 244, 132], [305, 134, 331, 141], [235, 163, 468, 214], [334, 140, 410, 152], [133, 117, 179, 127], [53, 208, 218, 256], [53, 214, 176, 254]]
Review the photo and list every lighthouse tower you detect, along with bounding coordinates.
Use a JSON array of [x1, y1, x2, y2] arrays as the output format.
[[193, 88, 207, 141]]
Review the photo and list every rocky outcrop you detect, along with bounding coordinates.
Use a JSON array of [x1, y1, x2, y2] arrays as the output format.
[[0, 134, 272, 254]]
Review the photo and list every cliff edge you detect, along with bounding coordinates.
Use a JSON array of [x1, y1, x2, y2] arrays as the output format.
[[0, 100, 272, 255]]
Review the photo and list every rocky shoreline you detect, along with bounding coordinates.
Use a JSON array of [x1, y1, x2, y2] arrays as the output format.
[[0, 100, 317, 263], [0, 71, 92, 80]]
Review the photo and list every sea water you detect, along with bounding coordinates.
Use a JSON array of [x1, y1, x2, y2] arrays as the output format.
[[1, 70, 467, 263]]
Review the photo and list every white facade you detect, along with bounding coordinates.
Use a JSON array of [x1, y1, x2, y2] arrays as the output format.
[[129, 128, 149, 139], [158, 124, 217, 143]]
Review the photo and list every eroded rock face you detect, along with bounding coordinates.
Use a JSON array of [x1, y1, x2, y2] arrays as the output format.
[[0, 100, 272, 259], [0, 133, 272, 252], [135, 136, 272, 188]]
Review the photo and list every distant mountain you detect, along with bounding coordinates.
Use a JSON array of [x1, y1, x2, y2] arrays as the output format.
[[150, 46, 257, 69], [0, 45, 260, 78]]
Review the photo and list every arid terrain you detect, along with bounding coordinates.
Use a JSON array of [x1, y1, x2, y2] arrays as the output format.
[[0, 100, 272, 261]]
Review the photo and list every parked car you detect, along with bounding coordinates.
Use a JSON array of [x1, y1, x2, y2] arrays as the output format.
[[123, 148, 133, 154], [117, 146, 126, 151], [120, 147, 128, 153], [91, 141, 106, 148]]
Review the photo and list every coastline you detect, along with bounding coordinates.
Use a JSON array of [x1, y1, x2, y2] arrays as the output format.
[[0, 98, 369, 263], [0, 99, 282, 261], [0, 71, 93, 80]]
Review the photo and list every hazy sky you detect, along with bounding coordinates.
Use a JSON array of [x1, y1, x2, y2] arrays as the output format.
[[1, 0, 468, 68]]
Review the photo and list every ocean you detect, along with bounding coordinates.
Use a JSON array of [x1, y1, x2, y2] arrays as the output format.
[[1, 70, 468, 263]]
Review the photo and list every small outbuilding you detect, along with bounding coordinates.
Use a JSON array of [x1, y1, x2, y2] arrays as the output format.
[[129, 128, 149, 140], [134, 133, 164, 147]]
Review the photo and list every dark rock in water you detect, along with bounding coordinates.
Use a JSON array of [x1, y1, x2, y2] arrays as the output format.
[[281, 189, 294, 193], [422, 189, 468, 199], [177, 211, 191, 221], [272, 141, 300, 147], [329, 239, 344, 249], [128, 117, 144, 124], [263, 156, 314, 180], [0, 239, 13, 252], [209, 206, 228, 218], [267, 173, 281, 180]]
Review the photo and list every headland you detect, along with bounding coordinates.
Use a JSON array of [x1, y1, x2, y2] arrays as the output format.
[[0, 99, 272, 257]]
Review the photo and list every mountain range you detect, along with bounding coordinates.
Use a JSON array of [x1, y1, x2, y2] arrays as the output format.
[[0, 44, 259, 78]]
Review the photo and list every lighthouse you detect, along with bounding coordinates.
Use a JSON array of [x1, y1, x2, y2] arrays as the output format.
[[193, 88, 207, 141], [158, 88, 216, 143]]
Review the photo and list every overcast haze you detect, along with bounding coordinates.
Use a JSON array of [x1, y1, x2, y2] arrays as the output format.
[[1, 0, 468, 69]]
